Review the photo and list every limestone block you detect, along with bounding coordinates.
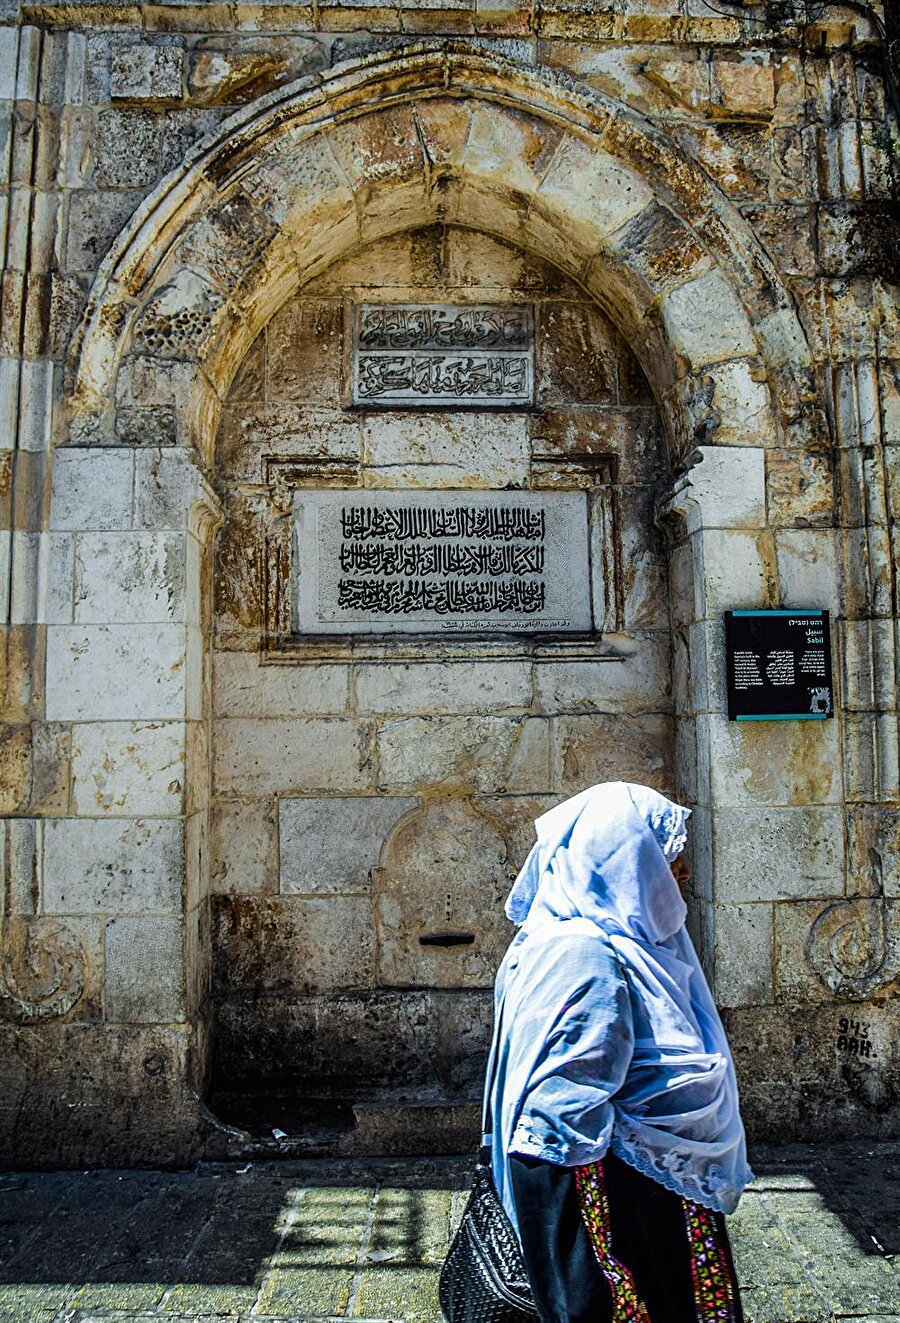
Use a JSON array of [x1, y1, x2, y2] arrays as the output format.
[[217, 407, 361, 482], [212, 492, 265, 639], [213, 651, 348, 718], [8, 532, 73, 624], [355, 661, 531, 715], [227, 337, 265, 402], [442, 226, 577, 295], [775, 529, 840, 611], [212, 894, 374, 994], [133, 269, 224, 360], [157, 107, 224, 177], [110, 41, 183, 102], [70, 721, 185, 816], [713, 902, 773, 1008], [461, 100, 562, 206], [479, 792, 558, 870], [529, 408, 664, 485], [534, 138, 654, 256], [553, 713, 674, 796], [133, 449, 205, 532], [279, 795, 418, 893], [772, 900, 839, 1005], [660, 271, 756, 369], [848, 805, 900, 899], [713, 806, 844, 903], [361, 413, 530, 489], [767, 449, 834, 526], [0, 723, 67, 815], [46, 624, 186, 721], [329, 104, 423, 194], [187, 38, 325, 104], [702, 360, 773, 447], [266, 298, 342, 405], [375, 797, 513, 989], [64, 189, 146, 274], [94, 110, 161, 189], [697, 529, 771, 616], [666, 538, 696, 631], [617, 488, 669, 631], [676, 124, 771, 202], [741, 204, 817, 277], [44, 817, 183, 915], [686, 617, 729, 716], [114, 406, 177, 448], [377, 715, 550, 795], [683, 446, 766, 531], [882, 382, 900, 450], [534, 639, 671, 715], [213, 718, 372, 795], [611, 203, 713, 299], [711, 58, 776, 120], [180, 193, 279, 301], [536, 302, 620, 407], [105, 915, 184, 1022], [50, 449, 133, 532], [210, 797, 278, 896], [73, 532, 186, 624], [707, 713, 842, 807]]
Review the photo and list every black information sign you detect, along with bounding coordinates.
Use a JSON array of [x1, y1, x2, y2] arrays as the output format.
[[724, 610, 833, 721]]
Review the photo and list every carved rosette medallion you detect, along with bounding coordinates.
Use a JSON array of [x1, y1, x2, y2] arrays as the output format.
[[0, 916, 87, 1024]]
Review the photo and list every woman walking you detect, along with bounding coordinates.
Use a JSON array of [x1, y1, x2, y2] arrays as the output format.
[[483, 781, 752, 1323]]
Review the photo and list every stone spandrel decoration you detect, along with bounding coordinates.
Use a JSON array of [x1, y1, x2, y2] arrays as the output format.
[[294, 491, 592, 635], [351, 304, 533, 408]]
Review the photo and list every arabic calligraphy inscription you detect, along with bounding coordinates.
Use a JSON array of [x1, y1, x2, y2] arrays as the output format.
[[294, 491, 592, 635], [351, 304, 534, 408]]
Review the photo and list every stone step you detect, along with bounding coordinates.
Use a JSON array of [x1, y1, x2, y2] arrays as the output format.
[[340, 1100, 481, 1157], [202, 1093, 481, 1161]]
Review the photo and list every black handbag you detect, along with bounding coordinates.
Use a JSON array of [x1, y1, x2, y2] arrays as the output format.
[[439, 1147, 537, 1323]]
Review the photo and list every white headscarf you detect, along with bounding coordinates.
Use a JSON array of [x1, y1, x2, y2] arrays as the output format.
[[485, 782, 753, 1223]]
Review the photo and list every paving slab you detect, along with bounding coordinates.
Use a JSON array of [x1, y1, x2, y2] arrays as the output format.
[[0, 1143, 896, 1323]]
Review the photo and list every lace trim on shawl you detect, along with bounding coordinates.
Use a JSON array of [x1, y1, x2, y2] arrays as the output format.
[[653, 803, 690, 863], [609, 1126, 748, 1216]]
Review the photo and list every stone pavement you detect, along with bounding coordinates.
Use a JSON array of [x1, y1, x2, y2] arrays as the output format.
[[0, 1142, 897, 1323]]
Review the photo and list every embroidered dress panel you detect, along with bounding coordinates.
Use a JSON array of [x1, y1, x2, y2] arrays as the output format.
[[574, 1161, 651, 1322], [683, 1200, 739, 1323]]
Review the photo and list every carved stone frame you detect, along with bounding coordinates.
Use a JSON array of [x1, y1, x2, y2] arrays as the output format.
[[260, 453, 622, 664]]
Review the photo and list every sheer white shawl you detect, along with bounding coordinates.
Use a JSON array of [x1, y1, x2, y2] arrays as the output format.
[[485, 782, 753, 1227]]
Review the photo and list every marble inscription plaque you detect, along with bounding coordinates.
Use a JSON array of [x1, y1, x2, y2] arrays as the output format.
[[351, 304, 533, 408], [294, 490, 592, 635]]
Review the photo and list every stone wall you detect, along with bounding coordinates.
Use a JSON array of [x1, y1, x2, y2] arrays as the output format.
[[0, 0, 898, 1164], [208, 225, 671, 1110]]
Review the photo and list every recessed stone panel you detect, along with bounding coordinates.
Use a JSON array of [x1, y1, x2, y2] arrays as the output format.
[[279, 795, 418, 894]]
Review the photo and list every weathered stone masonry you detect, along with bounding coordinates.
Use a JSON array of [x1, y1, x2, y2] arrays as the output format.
[[0, 1, 898, 1165]]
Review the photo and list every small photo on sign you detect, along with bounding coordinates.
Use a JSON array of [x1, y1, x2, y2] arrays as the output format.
[[724, 610, 833, 721]]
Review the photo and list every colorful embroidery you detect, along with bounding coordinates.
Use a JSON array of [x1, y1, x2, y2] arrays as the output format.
[[683, 1199, 739, 1322], [574, 1162, 652, 1322]]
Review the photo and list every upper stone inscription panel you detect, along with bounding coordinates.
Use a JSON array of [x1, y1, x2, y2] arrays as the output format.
[[351, 304, 533, 408], [294, 490, 592, 635]]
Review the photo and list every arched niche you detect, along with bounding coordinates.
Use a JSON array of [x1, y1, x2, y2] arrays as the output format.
[[56, 44, 846, 1148]]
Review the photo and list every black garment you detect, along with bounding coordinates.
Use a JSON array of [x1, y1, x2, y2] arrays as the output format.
[[509, 1151, 744, 1323]]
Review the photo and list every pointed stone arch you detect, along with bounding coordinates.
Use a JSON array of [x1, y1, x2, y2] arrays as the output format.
[[70, 42, 818, 468], [36, 40, 864, 1159]]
